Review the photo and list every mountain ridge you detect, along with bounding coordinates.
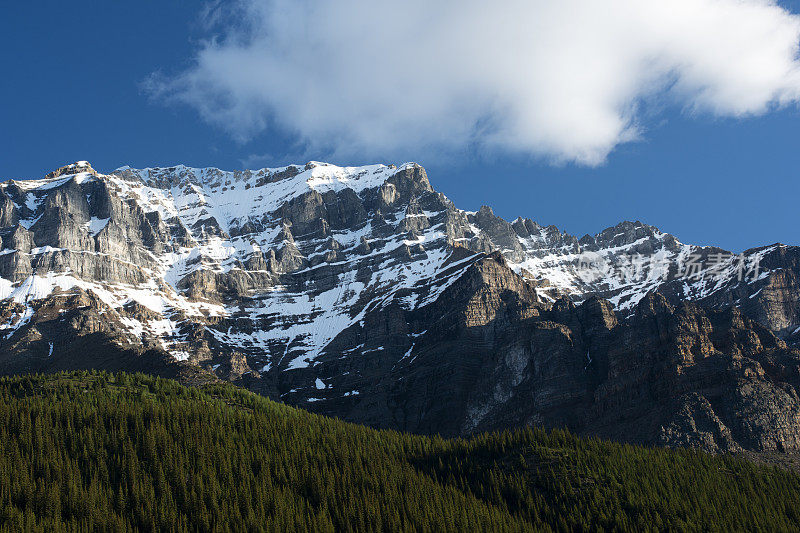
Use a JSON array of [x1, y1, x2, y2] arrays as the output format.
[[0, 160, 799, 453]]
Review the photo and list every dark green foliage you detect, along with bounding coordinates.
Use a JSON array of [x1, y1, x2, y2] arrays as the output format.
[[0, 371, 797, 531]]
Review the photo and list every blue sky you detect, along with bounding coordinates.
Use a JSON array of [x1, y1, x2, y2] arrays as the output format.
[[2, 1, 799, 252]]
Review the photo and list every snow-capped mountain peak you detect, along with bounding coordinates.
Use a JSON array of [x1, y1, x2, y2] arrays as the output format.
[[0, 160, 795, 378]]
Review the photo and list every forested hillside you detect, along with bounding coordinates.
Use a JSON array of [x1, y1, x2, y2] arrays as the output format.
[[0, 371, 798, 531]]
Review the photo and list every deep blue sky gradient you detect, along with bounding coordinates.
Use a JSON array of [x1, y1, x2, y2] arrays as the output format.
[[2, 1, 799, 252]]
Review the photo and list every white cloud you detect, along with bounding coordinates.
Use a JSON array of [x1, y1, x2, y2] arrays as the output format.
[[148, 0, 800, 165]]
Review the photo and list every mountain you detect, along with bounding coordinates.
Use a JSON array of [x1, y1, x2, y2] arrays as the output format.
[[3, 371, 799, 531], [1, 161, 799, 453]]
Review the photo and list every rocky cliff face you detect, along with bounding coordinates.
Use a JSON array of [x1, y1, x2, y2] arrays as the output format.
[[1, 160, 799, 454], [287, 253, 800, 453]]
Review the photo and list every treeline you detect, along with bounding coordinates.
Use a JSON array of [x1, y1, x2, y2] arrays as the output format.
[[0, 371, 798, 531]]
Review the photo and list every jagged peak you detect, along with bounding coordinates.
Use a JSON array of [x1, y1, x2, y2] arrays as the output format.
[[593, 220, 668, 246], [4, 161, 100, 191], [110, 161, 425, 196], [14, 161, 430, 200], [44, 161, 95, 180]]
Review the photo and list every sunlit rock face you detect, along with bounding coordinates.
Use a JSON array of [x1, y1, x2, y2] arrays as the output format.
[[0, 160, 799, 453]]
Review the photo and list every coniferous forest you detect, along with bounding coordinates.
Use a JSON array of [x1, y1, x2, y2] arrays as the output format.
[[0, 371, 798, 531]]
